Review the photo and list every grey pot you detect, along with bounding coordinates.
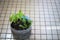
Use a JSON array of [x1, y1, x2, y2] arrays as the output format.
[[11, 27, 31, 40]]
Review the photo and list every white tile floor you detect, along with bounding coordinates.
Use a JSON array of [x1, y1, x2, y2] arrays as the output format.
[[0, 0, 60, 40]]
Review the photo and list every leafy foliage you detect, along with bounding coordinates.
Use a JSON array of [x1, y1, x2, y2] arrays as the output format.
[[9, 10, 32, 30]]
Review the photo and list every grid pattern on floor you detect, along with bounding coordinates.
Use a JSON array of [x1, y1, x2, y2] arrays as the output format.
[[0, 0, 60, 40]]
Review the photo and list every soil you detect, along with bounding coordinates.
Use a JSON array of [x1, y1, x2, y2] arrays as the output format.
[[11, 19, 28, 30]]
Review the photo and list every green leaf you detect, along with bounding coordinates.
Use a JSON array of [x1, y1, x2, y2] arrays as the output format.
[[19, 25, 25, 28], [9, 13, 15, 22], [9, 13, 18, 23], [28, 19, 32, 23], [16, 10, 24, 20]]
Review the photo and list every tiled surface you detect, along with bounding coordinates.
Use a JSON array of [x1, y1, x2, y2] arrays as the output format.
[[0, 0, 60, 40]]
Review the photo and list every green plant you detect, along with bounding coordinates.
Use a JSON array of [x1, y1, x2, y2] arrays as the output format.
[[9, 10, 32, 30]]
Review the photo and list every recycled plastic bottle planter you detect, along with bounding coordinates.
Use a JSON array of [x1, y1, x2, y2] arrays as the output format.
[[9, 10, 32, 40]]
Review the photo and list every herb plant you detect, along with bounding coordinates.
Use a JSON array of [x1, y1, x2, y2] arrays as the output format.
[[9, 10, 32, 30]]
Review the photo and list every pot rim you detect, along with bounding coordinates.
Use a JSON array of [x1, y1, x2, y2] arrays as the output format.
[[11, 26, 31, 32]]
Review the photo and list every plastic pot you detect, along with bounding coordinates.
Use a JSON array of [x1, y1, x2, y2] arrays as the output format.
[[11, 27, 31, 40]]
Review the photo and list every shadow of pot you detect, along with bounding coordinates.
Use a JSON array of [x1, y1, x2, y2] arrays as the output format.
[[11, 27, 31, 40]]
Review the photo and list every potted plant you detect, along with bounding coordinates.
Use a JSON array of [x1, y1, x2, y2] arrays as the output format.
[[9, 10, 32, 40]]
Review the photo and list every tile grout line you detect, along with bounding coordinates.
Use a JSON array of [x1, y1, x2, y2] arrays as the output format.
[[50, 0, 54, 40], [0, 0, 5, 17], [42, 0, 47, 40], [29, 0, 31, 40], [50, 0, 58, 40], [0, 0, 6, 38], [46, 0, 53, 40], [10, 0, 14, 40], [34, 0, 35, 40], [38, 0, 41, 40], [53, 0, 59, 40], [4, 0, 10, 40]]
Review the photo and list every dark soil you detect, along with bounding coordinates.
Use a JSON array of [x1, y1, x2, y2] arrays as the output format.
[[11, 19, 28, 30]]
